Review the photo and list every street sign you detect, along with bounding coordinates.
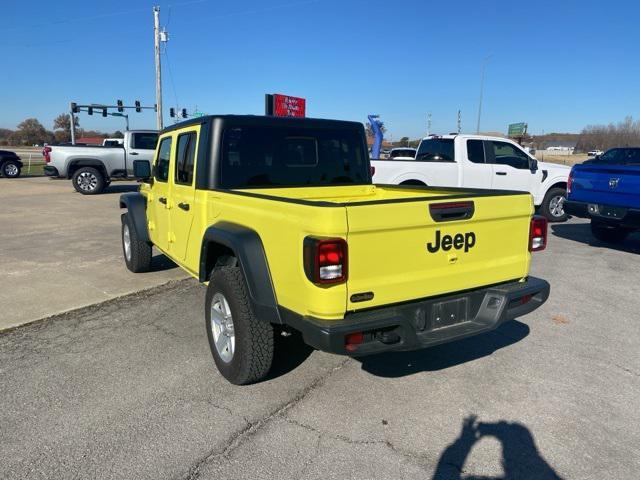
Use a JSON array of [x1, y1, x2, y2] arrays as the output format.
[[265, 93, 306, 117], [508, 122, 527, 136]]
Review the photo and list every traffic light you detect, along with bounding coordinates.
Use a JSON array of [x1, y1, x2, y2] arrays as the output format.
[[169, 108, 175, 118], [181, 108, 187, 118], [117, 100, 123, 112], [135, 100, 141, 113], [71, 102, 78, 113], [102, 108, 107, 117], [88, 107, 93, 115]]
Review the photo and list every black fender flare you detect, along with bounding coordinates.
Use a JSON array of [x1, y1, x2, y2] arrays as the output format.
[[200, 222, 282, 325], [119, 192, 150, 243]]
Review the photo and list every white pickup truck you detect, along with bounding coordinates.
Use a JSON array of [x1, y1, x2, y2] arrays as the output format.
[[43, 130, 158, 194], [372, 134, 571, 221]]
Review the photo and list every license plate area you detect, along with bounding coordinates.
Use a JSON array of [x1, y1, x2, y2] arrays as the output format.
[[598, 205, 627, 219], [430, 297, 469, 330]]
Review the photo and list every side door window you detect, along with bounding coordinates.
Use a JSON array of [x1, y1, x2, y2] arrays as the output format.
[[467, 140, 485, 164], [489, 141, 531, 169], [154, 137, 172, 182], [175, 132, 197, 185]]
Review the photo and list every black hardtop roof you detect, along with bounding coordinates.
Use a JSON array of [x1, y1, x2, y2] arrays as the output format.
[[161, 114, 363, 135]]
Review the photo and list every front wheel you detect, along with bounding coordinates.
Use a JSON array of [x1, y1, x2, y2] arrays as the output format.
[[205, 266, 274, 385], [540, 187, 567, 222], [121, 213, 152, 272], [590, 220, 631, 243], [2, 160, 21, 178], [72, 167, 105, 195]]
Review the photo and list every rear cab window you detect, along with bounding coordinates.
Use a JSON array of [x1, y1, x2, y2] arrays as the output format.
[[415, 139, 455, 162], [131, 132, 159, 150], [466, 140, 485, 163], [219, 126, 369, 188]]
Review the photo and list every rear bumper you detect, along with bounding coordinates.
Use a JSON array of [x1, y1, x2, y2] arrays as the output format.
[[565, 200, 640, 228], [43, 165, 59, 177], [280, 277, 550, 356]]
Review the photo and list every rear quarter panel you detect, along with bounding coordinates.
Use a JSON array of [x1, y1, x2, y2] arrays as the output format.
[[186, 190, 351, 320]]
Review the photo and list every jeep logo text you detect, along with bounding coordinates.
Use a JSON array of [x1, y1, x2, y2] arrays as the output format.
[[427, 230, 476, 253]]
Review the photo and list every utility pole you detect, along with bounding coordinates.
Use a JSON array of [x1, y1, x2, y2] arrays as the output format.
[[153, 6, 163, 130], [457, 110, 462, 134], [476, 55, 492, 134], [427, 112, 432, 136], [69, 103, 76, 145]]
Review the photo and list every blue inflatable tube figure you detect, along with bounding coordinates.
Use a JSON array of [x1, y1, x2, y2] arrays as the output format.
[[368, 115, 383, 159]]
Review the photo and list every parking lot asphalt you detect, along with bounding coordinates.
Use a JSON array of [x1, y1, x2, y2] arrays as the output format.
[[0, 176, 186, 331], [1, 216, 639, 479]]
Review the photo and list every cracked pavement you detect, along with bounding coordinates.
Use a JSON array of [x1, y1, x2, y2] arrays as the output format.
[[1, 219, 639, 479]]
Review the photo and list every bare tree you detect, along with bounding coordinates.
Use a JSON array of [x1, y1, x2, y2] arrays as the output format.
[[576, 116, 640, 152], [53, 113, 80, 143]]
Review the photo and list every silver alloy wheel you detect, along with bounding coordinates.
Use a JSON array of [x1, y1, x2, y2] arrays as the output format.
[[77, 172, 98, 192], [210, 293, 235, 363], [549, 195, 565, 218], [5, 163, 18, 176], [123, 224, 132, 262]]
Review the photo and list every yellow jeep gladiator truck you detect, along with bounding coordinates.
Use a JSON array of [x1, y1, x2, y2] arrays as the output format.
[[119, 115, 550, 384]]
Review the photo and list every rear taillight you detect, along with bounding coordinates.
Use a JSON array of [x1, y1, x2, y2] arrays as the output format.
[[42, 146, 52, 163], [529, 216, 548, 252], [303, 237, 348, 284], [567, 168, 574, 194]]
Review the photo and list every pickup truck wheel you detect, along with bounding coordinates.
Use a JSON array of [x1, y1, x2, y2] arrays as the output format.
[[205, 266, 274, 385], [121, 213, 152, 272], [72, 167, 105, 195], [540, 187, 567, 222], [2, 160, 21, 178], [590, 220, 631, 243]]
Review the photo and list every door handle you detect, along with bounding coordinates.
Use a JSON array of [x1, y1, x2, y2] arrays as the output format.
[[129, 152, 139, 155], [496, 172, 507, 176], [159, 197, 167, 204], [178, 202, 190, 211]]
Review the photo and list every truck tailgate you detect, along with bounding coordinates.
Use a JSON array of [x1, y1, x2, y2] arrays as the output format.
[[570, 165, 640, 209], [345, 193, 533, 310]]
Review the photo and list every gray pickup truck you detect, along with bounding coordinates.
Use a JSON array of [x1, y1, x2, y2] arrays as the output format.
[[43, 130, 158, 194]]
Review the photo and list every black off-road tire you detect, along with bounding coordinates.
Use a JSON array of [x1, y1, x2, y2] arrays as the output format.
[[2, 160, 21, 178], [205, 266, 274, 385], [121, 213, 152, 273], [540, 187, 567, 222], [590, 220, 631, 243], [72, 166, 105, 195]]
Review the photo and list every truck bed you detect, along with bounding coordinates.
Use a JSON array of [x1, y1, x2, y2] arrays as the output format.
[[216, 184, 534, 314]]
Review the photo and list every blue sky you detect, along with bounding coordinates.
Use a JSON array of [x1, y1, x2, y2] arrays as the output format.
[[1, 0, 638, 139]]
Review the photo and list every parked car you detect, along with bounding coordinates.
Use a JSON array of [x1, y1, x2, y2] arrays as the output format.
[[565, 147, 640, 243], [372, 134, 571, 221], [0, 150, 23, 178], [43, 130, 158, 194], [587, 149, 604, 157], [389, 147, 417, 160], [120, 115, 550, 384]]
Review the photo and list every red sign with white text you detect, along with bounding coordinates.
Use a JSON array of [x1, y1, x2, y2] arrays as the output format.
[[273, 94, 306, 118]]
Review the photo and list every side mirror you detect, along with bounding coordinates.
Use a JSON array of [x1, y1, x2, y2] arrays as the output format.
[[133, 160, 151, 181], [529, 158, 538, 172]]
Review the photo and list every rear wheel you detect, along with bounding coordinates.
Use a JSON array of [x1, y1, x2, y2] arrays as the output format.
[[590, 220, 631, 243], [121, 213, 152, 272], [540, 187, 567, 222], [2, 160, 21, 178], [205, 266, 274, 385], [72, 167, 105, 195]]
